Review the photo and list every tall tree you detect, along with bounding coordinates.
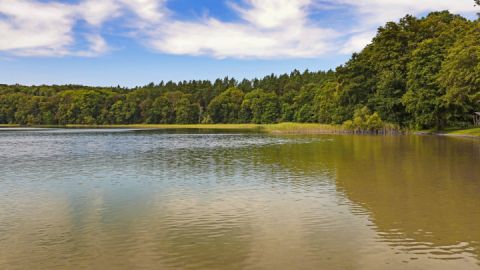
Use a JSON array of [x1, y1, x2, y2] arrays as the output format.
[[207, 88, 244, 123], [240, 89, 280, 124], [438, 23, 480, 125]]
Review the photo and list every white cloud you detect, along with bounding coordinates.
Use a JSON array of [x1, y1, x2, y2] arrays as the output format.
[[142, 0, 478, 58], [146, 0, 338, 58], [339, 0, 475, 26], [75, 34, 109, 57], [0, 0, 75, 55], [231, 0, 311, 29], [119, 0, 166, 23], [149, 19, 337, 58], [0, 0, 165, 56], [340, 31, 376, 55], [78, 0, 120, 26], [334, 0, 476, 53], [0, 0, 476, 58]]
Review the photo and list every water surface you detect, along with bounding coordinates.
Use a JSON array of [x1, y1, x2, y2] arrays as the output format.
[[0, 129, 479, 269]]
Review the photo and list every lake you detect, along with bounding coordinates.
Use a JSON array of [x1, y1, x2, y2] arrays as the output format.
[[0, 129, 479, 270]]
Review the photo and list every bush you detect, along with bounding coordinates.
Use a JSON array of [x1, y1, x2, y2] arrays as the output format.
[[343, 107, 385, 133], [342, 120, 355, 130]]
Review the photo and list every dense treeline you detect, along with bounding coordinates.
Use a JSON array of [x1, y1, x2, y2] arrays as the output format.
[[1, 11, 479, 130]]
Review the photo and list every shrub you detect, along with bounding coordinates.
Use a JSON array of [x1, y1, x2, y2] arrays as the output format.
[[343, 107, 385, 133]]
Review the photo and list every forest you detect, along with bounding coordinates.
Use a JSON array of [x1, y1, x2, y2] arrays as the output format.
[[1, 11, 479, 130]]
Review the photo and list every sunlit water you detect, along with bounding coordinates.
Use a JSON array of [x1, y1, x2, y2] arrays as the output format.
[[0, 129, 479, 270]]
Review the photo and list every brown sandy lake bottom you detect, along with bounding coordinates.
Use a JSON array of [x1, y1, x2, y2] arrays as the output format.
[[0, 128, 479, 269]]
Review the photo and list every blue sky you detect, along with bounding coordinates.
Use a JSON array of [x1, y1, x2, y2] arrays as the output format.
[[0, 0, 477, 87]]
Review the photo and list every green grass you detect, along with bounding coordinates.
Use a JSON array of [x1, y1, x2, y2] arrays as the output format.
[[260, 122, 345, 134], [57, 123, 346, 134], [64, 123, 264, 130], [0, 122, 407, 135], [447, 127, 480, 137], [2, 122, 405, 135], [4, 123, 475, 136]]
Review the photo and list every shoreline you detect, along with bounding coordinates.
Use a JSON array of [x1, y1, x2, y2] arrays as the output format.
[[415, 128, 480, 138], [0, 123, 349, 134], [15, 123, 348, 134], [1, 123, 478, 138]]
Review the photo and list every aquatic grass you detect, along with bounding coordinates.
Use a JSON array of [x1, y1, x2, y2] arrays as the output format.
[[61, 123, 347, 134], [13, 122, 407, 135], [64, 123, 264, 131], [417, 127, 480, 138], [260, 122, 346, 134], [447, 128, 480, 137]]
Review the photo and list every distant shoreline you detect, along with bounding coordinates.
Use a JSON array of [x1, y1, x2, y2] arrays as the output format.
[[0, 123, 346, 135], [417, 128, 480, 139], [1, 123, 479, 137], [0, 123, 395, 135]]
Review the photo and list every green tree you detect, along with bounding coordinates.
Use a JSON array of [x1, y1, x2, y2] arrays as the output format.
[[438, 24, 480, 126], [314, 81, 339, 124], [240, 89, 280, 123], [402, 13, 469, 129], [292, 84, 319, 123], [175, 95, 200, 124], [150, 96, 175, 124], [207, 87, 244, 123], [343, 106, 384, 132], [108, 100, 128, 124]]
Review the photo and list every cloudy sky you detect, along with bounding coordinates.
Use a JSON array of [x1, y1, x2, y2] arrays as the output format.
[[0, 0, 477, 87]]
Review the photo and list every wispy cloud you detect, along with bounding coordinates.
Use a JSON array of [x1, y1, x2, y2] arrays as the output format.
[[0, 0, 476, 58], [334, 0, 477, 53], [147, 0, 338, 58], [0, 0, 163, 57], [0, 0, 75, 56]]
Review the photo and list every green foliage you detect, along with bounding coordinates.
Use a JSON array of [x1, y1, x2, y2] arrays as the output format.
[[402, 13, 470, 129], [342, 107, 385, 132], [175, 96, 200, 124], [240, 89, 280, 124], [438, 23, 480, 126], [291, 84, 319, 123], [314, 81, 341, 124], [207, 87, 245, 123]]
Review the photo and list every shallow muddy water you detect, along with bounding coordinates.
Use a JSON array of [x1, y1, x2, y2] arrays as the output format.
[[0, 129, 479, 269]]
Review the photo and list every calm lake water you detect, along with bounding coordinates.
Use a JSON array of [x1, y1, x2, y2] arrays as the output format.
[[0, 129, 479, 270]]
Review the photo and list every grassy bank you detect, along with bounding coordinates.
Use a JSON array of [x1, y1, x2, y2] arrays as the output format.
[[0, 122, 409, 135], [27, 123, 347, 134], [417, 127, 480, 138], [0, 122, 410, 135], [260, 123, 346, 134], [446, 128, 480, 137], [65, 123, 264, 131], [0, 124, 20, 127]]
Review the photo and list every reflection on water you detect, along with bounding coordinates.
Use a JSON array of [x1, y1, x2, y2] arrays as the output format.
[[0, 129, 479, 269]]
